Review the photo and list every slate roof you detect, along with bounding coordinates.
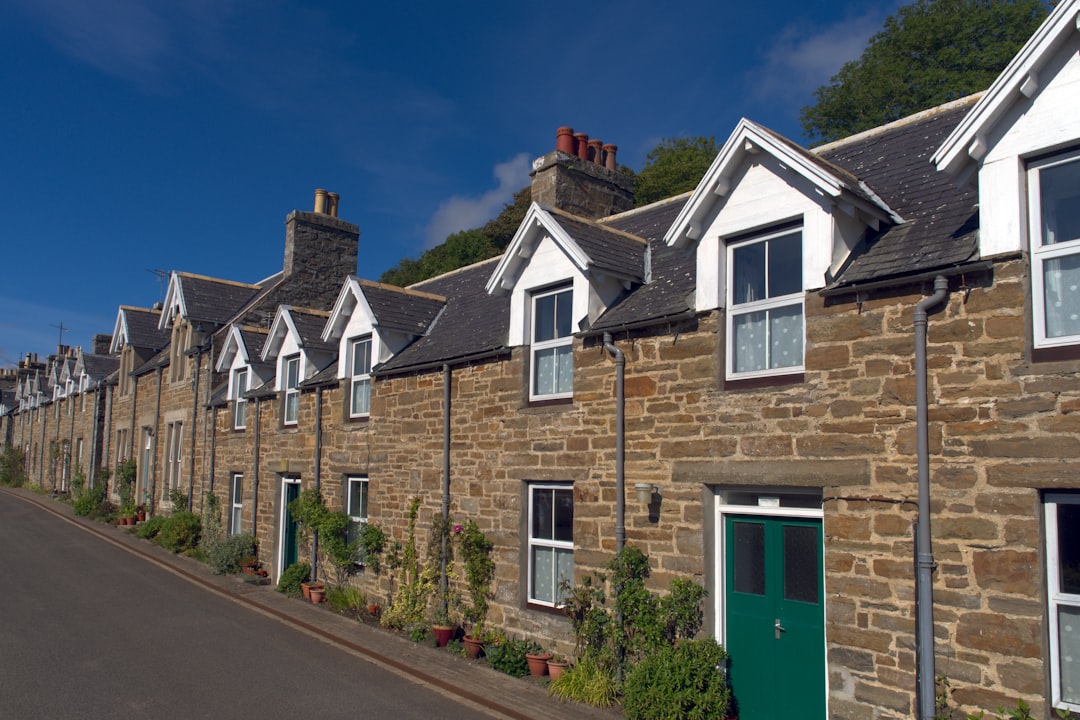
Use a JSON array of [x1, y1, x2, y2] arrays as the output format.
[[289, 309, 335, 353], [123, 307, 169, 350], [133, 347, 170, 377], [176, 273, 262, 326], [299, 359, 340, 389], [82, 354, 120, 384], [590, 196, 695, 332], [377, 258, 510, 374], [544, 206, 647, 281], [239, 327, 268, 360], [359, 280, 446, 334], [816, 98, 981, 287], [246, 378, 279, 400], [206, 382, 229, 408]]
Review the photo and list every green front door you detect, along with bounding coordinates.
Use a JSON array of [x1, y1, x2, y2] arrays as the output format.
[[280, 479, 300, 577], [725, 515, 825, 719]]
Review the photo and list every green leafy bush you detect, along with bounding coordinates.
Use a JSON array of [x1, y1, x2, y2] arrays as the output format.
[[326, 584, 366, 614], [486, 637, 541, 678], [157, 511, 201, 553], [277, 562, 310, 598], [135, 515, 167, 539], [206, 533, 256, 575], [0, 447, 27, 487], [73, 482, 107, 517], [622, 639, 731, 720]]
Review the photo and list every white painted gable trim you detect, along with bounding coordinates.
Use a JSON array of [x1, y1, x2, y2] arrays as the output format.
[[110, 309, 128, 354], [321, 276, 377, 343], [665, 118, 897, 248], [215, 325, 249, 373], [159, 272, 187, 330], [486, 203, 590, 296], [933, 0, 1080, 177], [260, 306, 300, 363]]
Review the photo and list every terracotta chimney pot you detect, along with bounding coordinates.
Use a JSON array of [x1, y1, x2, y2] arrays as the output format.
[[314, 188, 328, 214], [588, 139, 603, 164], [574, 133, 589, 160], [556, 127, 575, 154], [603, 144, 618, 170]]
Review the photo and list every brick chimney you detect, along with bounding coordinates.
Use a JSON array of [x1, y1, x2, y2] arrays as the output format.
[[530, 126, 634, 220]]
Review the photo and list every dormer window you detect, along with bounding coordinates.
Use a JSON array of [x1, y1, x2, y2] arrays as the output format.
[[232, 368, 249, 430], [727, 226, 804, 378], [283, 355, 300, 425], [349, 336, 372, 418], [530, 285, 574, 400], [1029, 150, 1080, 349]]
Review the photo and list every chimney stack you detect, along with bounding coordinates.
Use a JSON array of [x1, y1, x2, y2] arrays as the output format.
[[530, 125, 634, 220]]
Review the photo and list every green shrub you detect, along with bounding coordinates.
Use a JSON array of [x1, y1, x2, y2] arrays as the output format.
[[486, 637, 541, 678], [407, 622, 432, 644], [206, 533, 256, 575], [135, 515, 167, 539], [157, 511, 202, 553], [549, 654, 619, 707], [168, 487, 188, 512], [0, 447, 27, 487], [73, 483, 107, 517], [277, 562, 310, 598], [622, 639, 731, 720], [326, 584, 366, 614]]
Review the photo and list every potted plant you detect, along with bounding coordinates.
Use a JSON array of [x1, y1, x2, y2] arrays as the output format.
[[525, 643, 553, 677], [547, 653, 570, 680], [457, 520, 495, 658], [431, 607, 454, 648]]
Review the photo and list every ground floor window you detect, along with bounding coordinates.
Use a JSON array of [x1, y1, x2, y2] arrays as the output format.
[[346, 476, 368, 549], [1046, 492, 1080, 712], [528, 483, 573, 606], [230, 473, 244, 534]]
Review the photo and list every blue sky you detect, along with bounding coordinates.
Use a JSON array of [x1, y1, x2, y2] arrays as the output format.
[[0, 0, 902, 368]]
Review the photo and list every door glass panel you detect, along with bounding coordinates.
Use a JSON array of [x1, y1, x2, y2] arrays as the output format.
[[1058, 503, 1080, 595], [733, 521, 765, 595], [783, 525, 820, 603]]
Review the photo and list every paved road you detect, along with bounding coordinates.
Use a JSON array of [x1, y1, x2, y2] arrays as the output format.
[[0, 492, 491, 719]]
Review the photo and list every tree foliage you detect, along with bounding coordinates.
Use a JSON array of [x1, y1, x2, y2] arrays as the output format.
[[800, 0, 1049, 145], [632, 136, 719, 207]]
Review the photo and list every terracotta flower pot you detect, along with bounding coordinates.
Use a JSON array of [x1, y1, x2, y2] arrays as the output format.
[[432, 624, 453, 648], [547, 659, 569, 681], [310, 587, 325, 604], [526, 652, 553, 677], [367, 604, 379, 616], [463, 635, 484, 659], [300, 581, 323, 601]]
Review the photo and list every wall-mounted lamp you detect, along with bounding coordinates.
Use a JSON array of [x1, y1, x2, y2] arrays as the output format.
[[635, 483, 658, 505]]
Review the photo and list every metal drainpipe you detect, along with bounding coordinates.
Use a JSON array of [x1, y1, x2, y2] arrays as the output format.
[[602, 333, 626, 553], [149, 367, 163, 515], [67, 392, 75, 490], [312, 386, 323, 582], [89, 385, 101, 488], [208, 404, 216, 495], [915, 275, 948, 720], [252, 396, 260, 539], [102, 385, 112, 487], [39, 404, 47, 488], [202, 342, 214, 498], [188, 347, 201, 511], [441, 364, 451, 615]]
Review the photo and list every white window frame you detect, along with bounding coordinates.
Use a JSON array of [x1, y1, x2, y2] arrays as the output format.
[[164, 421, 183, 498], [232, 367, 249, 430], [527, 482, 574, 607], [529, 285, 574, 401], [348, 337, 372, 418], [1046, 492, 1080, 712], [346, 476, 369, 561], [283, 355, 300, 426], [725, 226, 806, 380], [1028, 150, 1080, 349], [230, 473, 244, 535]]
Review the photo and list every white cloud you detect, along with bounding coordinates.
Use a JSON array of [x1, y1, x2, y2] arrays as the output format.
[[752, 7, 897, 106], [423, 153, 532, 249]]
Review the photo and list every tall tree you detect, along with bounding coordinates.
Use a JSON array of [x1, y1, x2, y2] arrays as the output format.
[[633, 136, 719, 207], [800, 0, 1049, 145]]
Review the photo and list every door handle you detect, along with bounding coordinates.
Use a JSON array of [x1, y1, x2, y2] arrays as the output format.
[[775, 619, 786, 640]]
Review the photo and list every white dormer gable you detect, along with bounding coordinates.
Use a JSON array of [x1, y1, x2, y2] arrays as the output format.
[[262, 307, 305, 390], [663, 118, 899, 314], [159, 271, 186, 330], [216, 325, 253, 373], [110, 309, 129, 354], [486, 202, 630, 347], [933, 0, 1080, 258], [323, 277, 384, 378]]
